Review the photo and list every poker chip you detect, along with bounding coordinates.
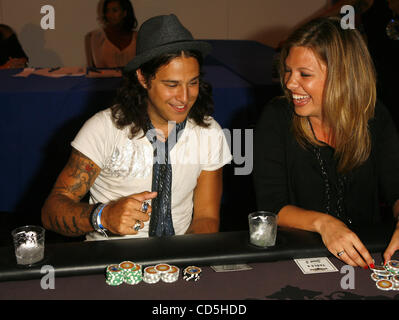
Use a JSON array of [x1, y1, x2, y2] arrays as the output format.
[[370, 265, 390, 276], [385, 260, 399, 275], [183, 266, 202, 282], [370, 273, 390, 281], [119, 261, 142, 285], [368, 260, 399, 292], [155, 264, 171, 274], [105, 265, 124, 286], [104, 261, 199, 285], [161, 265, 180, 283], [376, 279, 394, 291], [143, 266, 161, 284]]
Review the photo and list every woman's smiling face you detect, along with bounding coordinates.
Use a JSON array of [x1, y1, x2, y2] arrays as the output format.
[[284, 46, 327, 122]]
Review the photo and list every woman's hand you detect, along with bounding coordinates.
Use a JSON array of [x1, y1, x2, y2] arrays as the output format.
[[317, 215, 374, 268], [383, 221, 399, 264]]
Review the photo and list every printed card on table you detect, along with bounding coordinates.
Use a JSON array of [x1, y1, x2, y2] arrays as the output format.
[[294, 257, 338, 274]]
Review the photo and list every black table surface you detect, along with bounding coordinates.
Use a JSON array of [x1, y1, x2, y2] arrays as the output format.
[[1, 224, 398, 304], [0, 224, 394, 282]]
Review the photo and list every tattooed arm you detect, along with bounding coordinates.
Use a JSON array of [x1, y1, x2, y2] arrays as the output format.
[[41, 148, 100, 236], [41, 148, 157, 237]]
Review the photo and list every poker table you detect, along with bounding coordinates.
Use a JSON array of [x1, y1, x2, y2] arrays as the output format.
[[1, 223, 398, 302]]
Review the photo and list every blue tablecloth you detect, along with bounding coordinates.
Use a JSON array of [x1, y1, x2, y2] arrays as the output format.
[[0, 40, 277, 232]]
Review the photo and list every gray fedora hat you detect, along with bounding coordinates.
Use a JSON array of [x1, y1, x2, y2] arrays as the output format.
[[125, 14, 212, 71]]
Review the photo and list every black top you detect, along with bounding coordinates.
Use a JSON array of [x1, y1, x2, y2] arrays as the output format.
[[0, 34, 28, 66], [361, 0, 399, 128], [253, 97, 399, 227]]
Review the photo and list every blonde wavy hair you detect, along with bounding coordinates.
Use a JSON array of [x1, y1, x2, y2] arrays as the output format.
[[279, 17, 376, 173]]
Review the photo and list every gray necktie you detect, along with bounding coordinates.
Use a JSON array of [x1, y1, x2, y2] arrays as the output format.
[[146, 120, 187, 237]]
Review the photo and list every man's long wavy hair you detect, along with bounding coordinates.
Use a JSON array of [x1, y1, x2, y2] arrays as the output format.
[[111, 50, 214, 138], [279, 17, 376, 174]]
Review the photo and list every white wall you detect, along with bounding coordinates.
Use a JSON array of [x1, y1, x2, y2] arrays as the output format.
[[1, 0, 328, 67]]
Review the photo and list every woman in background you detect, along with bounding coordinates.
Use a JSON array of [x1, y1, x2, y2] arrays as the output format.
[[86, 0, 138, 68]]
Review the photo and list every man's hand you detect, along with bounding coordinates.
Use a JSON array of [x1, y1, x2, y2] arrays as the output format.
[[102, 191, 157, 235]]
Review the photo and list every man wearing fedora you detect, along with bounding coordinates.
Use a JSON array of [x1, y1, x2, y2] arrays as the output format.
[[41, 14, 232, 240]]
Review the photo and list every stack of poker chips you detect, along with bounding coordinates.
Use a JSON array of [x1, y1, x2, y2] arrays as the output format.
[[183, 266, 202, 281], [143, 266, 161, 284], [385, 260, 399, 275], [143, 264, 180, 284], [119, 261, 142, 285], [158, 264, 180, 283], [370, 260, 399, 291], [105, 261, 142, 286], [105, 264, 125, 286]]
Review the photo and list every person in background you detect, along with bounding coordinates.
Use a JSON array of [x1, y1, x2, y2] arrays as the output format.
[[254, 17, 399, 268], [86, 0, 138, 68], [0, 24, 28, 69], [42, 14, 232, 241]]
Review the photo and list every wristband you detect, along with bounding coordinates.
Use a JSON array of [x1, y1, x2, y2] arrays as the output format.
[[90, 203, 102, 230], [90, 203, 108, 237], [96, 204, 107, 230]]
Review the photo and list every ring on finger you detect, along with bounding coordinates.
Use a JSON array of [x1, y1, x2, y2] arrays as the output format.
[[141, 201, 149, 213], [337, 250, 345, 257], [133, 221, 141, 231]]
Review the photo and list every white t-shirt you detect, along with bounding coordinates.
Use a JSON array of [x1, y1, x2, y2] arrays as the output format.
[[71, 108, 232, 240], [90, 29, 137, 68]]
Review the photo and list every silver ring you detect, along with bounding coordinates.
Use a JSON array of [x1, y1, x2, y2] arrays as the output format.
[[337, 250, 345, 257], [133, 221, 141, 231], [141, 201, 149, 213]]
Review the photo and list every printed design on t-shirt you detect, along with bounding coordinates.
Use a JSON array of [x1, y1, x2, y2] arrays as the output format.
[[102, 140, 153, 178]]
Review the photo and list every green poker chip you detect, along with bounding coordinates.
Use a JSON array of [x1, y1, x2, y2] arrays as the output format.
[[105, 265, 124, 286], [118, 261, 143, 285]]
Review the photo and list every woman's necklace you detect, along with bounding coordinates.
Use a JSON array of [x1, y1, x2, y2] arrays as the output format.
[[307, 118, 352, 225]]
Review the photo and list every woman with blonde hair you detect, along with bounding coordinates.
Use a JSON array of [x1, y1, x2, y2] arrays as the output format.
[[254, 17, 399, 268]]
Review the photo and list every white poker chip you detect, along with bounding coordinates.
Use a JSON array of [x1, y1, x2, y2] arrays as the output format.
[[143, 276, 160, 284], [370, 265, 390, 276], [155, 264, 171, 274], [161, 265, 180, 283], [386, 260, 399, 270], [376, 279, 394, 291], [143, 266, 161, 284], [371, 273, 390, 281]]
